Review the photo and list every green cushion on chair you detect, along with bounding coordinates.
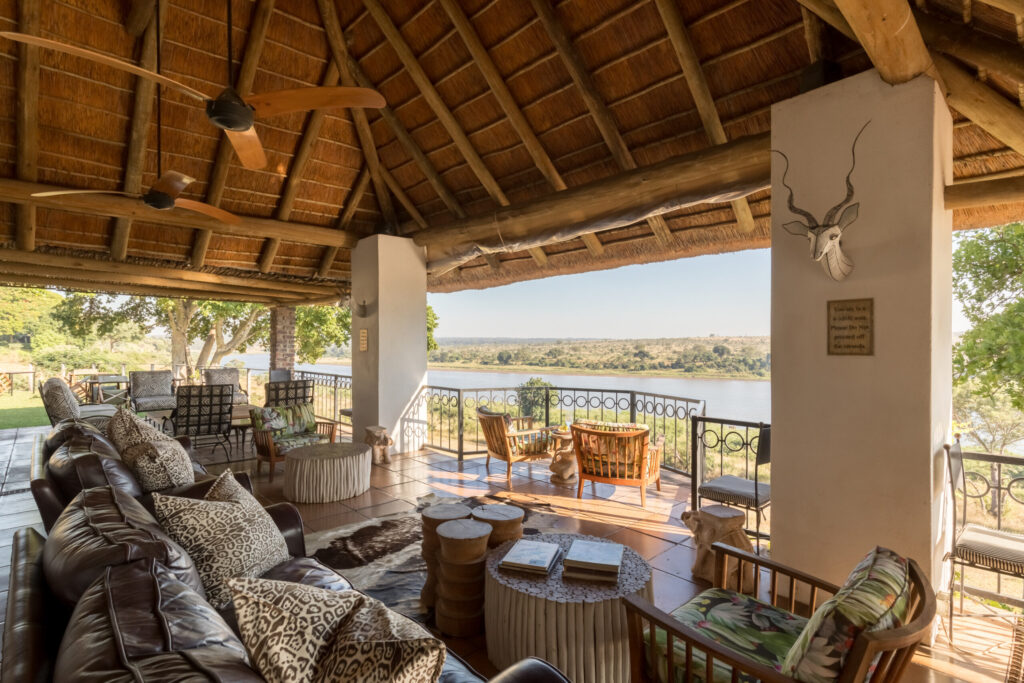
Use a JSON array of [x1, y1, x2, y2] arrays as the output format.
[[644, 588, 807, 683], [273, 433, 328, 454]]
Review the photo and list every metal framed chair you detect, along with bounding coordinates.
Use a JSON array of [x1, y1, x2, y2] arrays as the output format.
[[944, 438, 1024, 640], [129, 370, 177, 412], [268, 369, 292, 382], [203, 367, 249, 405], [171, 384, 234, 460], [265, 379, 314, 407], [691, 418, 771, 549]]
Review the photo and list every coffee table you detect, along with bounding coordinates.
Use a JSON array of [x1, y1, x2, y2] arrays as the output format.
[[485, 533, 653, 683], [283, 442, 372, 504]]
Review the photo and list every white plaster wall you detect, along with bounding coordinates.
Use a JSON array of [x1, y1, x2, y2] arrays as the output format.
[[770, 71, 952, 585], [351, 235, 428, 453]]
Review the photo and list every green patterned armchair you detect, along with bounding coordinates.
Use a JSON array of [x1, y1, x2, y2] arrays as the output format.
[[249, 402, 339, 482]]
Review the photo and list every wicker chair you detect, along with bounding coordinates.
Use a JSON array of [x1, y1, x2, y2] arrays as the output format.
[[625, 543, 936, 683], [477, 407, 558, 484], [571, 420, 663, 507]]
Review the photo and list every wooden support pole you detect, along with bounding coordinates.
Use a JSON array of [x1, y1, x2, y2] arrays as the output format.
[[654, 0, 757, 234], [15, 0, 39, 253], [801, 7, 827, 62], [124, 0, 154, 37], [112, 1, 165, 262], [0, 179, 360, 248], [832, 0, 939, 84], [0, 248, 341, 296], [530, 0, 676, 247], [417, 133, 771, 272], [194, 0, 275, 267], [318, 168, 370, 278]]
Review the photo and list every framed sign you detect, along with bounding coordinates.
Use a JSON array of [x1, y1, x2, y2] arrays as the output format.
[[827, 298, 874, 356]]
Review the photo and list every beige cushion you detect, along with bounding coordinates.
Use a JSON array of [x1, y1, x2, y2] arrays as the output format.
[[121, 439, 195, 492], [152, 471, 289, 609], [229, 578, 446, 683]]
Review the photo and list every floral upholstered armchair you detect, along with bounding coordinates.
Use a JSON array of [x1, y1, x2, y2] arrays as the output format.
[[477, 406, 558, 483], [624, 543, 935, 683], [249, 403, 339, 482]]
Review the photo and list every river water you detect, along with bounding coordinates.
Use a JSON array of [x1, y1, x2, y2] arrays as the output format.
[[225, 353, 771, 422]]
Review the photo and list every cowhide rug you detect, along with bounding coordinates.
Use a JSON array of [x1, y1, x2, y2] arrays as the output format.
[[305, 493, 564, 622]]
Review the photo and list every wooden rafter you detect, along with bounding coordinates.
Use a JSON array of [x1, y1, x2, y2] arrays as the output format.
[[978, 0, 1024, 13], [124, 0, 154, 38], [417, 133, 771, 273], [916, 10, 1024, 84], [260, 61, 342, 274], [831, 0, 939, 85], [0, 273, 290, 304], [946, 175, 1024, 208], [193, 0, 276, 268], [438, 0, 604, 257], [317, 167, 370, 278], [0, 248, 340, 296], [380, 164, 427, 231], [361, 0, 549, 268], [801, 6, 827, 62], [15, 0, 39, 253], [112, 2, 165, 263], [529, 0, 675, 247], [654, 0, 757, 235], [0, 179, 359, 248]]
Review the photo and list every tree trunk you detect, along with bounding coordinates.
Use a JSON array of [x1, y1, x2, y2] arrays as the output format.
[[209, 309, 264, 366], [168, 300, 197, 380]]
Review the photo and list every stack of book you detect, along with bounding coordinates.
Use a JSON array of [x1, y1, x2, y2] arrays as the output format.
[[562, 540, 624, 583], [499, 539, 561, 576]]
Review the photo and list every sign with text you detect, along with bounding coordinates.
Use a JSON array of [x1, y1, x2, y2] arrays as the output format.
[[827, 298, 874, 356]]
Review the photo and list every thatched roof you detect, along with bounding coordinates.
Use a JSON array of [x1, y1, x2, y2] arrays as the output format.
[[0, 0, 1022, 300]]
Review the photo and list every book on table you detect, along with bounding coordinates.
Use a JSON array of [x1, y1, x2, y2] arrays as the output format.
[[499, 539, 561, 575], [562, 566, 621, 583], [563, 539, 624, 574]]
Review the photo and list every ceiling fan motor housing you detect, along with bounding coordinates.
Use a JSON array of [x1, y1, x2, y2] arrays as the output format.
[[206, 87, 255, 131], [142, 189, 176, 210]]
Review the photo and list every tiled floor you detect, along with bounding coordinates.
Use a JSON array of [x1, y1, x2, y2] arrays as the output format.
[[0, 424, 1016, 681]]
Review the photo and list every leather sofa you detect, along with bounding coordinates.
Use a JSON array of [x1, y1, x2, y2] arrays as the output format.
[[10, 424, 570, 683]]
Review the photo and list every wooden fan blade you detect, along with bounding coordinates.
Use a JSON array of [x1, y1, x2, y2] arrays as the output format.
[[224, 128, 268, 170], [31, 190, 138, 198], [0, 32, 208, 102], [245, 86, 386, 119], [174, 198, 243, 225], [151, 170, 196, 199]]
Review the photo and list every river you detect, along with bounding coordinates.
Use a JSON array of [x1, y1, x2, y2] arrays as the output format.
[[225, 353, 771, 422]]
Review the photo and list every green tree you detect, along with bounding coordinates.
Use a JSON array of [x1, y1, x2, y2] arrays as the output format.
[[953, 224, 1024, 408], [426, 305, 439, 352], [712, 344, 731, 357], [0, 287, 66, 348], [295, 306, 351, 363], [497, 350, 512, 365], [516, 376, 554, 422]]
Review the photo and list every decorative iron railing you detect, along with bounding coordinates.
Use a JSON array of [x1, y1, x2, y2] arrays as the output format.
[[410, 384, 706, 474]]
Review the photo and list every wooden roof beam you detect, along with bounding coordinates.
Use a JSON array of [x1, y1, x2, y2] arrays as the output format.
[[361, 0, 550, 268], [978, 0, 1024, 13], [318, 167, 370, 278], [0, 248, 342, 297], [946, 175, 1024, 208], [0, 179, 359, 248], [529, 0, 675, 248], [801, 7, 827, 62], [194, 0, 276, 268], [261, 61, 342, 274], [124, 0, 154, 38], [438, 0, 603, 257], [654, 0, 757, 235], [15, 0, 39, 253], [832, 0, 939, 84], [417, 133, 771, 273], [0, 273, 289, 305], [112, 2, 165, 263]]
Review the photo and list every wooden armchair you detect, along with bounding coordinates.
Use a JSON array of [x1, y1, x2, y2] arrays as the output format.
[[571, 421, 663, 507], [625, 543, 936, 683], [477, 407, 558, 483], [251, 404, 339, 482]]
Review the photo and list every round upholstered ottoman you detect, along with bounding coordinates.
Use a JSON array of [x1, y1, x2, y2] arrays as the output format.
[[283, 442, 372, 503]]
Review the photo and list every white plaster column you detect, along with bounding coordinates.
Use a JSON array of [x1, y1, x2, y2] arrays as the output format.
[[351, 235, 428, 454], [770, 70, 952, 586]]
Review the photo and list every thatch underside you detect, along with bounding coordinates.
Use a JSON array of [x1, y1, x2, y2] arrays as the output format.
[[0, 0, 1022, 300]]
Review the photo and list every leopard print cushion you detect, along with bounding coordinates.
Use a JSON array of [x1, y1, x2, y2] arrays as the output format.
[[205, 468, 258, 508], [152, 485, 290, 609], [229, 578, 446, 683], [106, 405, 174, 452], [121, 439, 195, 492]]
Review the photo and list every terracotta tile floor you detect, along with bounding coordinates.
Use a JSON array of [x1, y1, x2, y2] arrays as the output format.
[[0, 425, 1016, 681]]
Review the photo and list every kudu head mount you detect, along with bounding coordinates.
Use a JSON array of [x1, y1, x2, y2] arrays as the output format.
[[774, 121, 870, 281]]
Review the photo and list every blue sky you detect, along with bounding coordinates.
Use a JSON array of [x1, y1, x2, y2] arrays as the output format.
[[428, 248, 970, 339]]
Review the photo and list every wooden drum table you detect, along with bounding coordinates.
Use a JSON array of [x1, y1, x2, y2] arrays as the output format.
[[283, 442, 372, 504], [485, 533, 653, 683]]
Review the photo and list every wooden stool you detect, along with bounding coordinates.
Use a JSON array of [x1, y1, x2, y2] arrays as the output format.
[[421, 504, 471, 608], [681, 504, 755, 591], [471, 504, 524, 548], [435, 519, 491, 637]]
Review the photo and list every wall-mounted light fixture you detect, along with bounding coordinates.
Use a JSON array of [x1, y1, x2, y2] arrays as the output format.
[[355, 300, 369, 318]]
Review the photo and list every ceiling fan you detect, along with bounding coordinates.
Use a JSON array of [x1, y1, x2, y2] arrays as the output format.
[[0, 2, 385, 170], [32, 171, 242, 224]]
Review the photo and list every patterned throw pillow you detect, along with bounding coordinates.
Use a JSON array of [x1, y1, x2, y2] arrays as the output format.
[[291, 402, 316, 434], [121, 439, 195, 492], [229, 578, 447, 683], [781, 547, 911, 683], [42, 378, 81, 421], [255, 406, 290, 433], [205, 468, 259, 508], [152, 486, 290, 609], [106, 405, 175, 452]]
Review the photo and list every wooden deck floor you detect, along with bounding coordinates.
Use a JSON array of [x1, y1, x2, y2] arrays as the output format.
[[0, 424, 1016, 681]]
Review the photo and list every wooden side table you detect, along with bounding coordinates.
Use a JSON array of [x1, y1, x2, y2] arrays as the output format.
[[421, 503, 472, 608], [485, 533, 653, 683], [283, 442, 371, 503], [470, 504, 524, 547]]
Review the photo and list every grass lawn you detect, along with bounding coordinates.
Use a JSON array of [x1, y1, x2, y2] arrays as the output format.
[[0, 391, 49, 429]]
